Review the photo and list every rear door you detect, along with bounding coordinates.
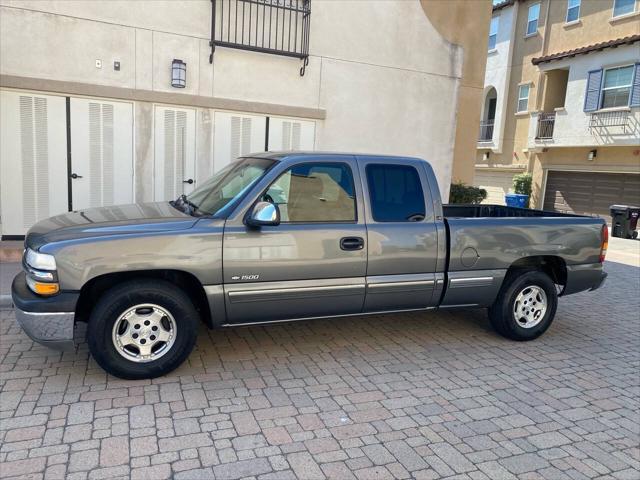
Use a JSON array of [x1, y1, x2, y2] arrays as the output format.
[[222, 156, 367, 324], [358, 157, 440, 311]]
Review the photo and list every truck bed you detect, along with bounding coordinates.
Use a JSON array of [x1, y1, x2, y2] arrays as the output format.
[[443, 204, 583, 219]]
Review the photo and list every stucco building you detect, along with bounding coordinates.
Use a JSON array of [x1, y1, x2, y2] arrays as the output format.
[[0, 0, 491, 238], [474, 0, 639, 215]]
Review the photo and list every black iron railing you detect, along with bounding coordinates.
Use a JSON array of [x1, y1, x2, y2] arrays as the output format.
[[589, 110, 630, 133], [536, 112, 555, 139], [209, 0, 311, 75], [479, 120, 494, 142]]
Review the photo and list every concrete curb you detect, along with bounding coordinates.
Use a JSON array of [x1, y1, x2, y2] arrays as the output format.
[[0, 295, 12, 309]]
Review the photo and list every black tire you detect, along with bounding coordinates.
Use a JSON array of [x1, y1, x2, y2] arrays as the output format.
[[488, 270, 558, 341], [87, 279, 199, 380]]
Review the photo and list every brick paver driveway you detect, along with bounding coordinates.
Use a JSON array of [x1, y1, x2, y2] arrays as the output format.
[[1, 260, 638, 480]]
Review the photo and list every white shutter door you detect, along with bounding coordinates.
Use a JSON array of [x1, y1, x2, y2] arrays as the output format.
[[70, 98, 133, 210], [267, 117, 315, 151], [213, 112, 266, 173], [0, 90, 67, 236], [154, 106, 196, 201]]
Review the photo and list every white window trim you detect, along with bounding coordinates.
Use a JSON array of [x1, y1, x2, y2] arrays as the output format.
[[516, 83, 531, 113], [526, 2, 540, 36], [599, 64, 635, 109], [612, 0, 637, 18], [566, 0, 581, 23]]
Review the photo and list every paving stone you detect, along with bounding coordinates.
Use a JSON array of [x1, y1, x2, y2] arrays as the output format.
[[0, 260, 638, 479]]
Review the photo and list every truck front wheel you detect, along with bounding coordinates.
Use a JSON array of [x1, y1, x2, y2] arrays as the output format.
[[87, 279, 199, 379], [488, 270, 558, 341]]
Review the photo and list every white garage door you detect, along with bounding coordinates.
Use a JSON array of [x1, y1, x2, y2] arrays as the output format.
[[474, 170, 516, 205]]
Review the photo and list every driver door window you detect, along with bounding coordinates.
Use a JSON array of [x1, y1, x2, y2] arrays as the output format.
[[265, 163, 356, 223]]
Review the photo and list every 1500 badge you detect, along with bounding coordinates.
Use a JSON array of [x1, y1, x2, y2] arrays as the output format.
[[231, 274, 260, 281]]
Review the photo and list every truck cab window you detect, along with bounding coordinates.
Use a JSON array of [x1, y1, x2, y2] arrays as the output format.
[[265, 163, 356, 223], [366, 164, 425, 222]]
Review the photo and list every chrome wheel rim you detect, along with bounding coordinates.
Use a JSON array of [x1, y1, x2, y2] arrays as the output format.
[[513, 285, 547, 329], [112, 304, 176, 363]]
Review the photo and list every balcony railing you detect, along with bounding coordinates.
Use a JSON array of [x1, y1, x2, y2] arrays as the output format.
[[589, 110, 630, 133], [479, 120, 494, 142], [535, 112, 555, 139], [209, 0, 312, 75]]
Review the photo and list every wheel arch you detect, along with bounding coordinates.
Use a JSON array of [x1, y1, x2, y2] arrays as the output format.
[[75, 270, 213, 328], [506, 255, 567, 292]]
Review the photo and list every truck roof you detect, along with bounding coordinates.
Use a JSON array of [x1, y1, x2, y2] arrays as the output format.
[[249, 151, 425, 162]]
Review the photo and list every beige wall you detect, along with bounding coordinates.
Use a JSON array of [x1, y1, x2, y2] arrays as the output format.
[[422, 0, 493, 184], [0, 0, 495, 201]]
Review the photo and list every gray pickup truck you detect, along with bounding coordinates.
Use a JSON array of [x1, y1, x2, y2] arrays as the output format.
[[12, 153, 608, 379]]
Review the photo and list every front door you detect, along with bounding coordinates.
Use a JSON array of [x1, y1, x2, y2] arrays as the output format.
[[222, 156, 367, 324], [70, 98, 134, 210], [358, 157, 440, 311]]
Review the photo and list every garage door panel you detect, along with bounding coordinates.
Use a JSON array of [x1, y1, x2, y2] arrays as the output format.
[[544, 171, 640, 219], [474, 171, 516, 205]]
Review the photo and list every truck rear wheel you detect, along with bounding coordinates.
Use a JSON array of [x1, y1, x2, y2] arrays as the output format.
[[488, 270, 558, 341], [87, 279, 199, 379]]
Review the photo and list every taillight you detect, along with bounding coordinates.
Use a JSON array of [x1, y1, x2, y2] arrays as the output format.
[[599, 224, 608, 263]]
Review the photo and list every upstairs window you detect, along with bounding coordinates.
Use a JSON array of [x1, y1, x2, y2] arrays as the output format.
[[566, 0, 581, 22], [488, 16, 500, 50], [517, 84, 530, 112], [601, 65, 634, 108], [526, 3, 540, 36], [613, 0, 636, 17]]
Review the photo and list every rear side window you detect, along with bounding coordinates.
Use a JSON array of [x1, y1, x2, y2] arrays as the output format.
[[366, 164, 426, 222]]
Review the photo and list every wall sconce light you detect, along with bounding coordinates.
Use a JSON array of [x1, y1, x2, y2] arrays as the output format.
[[588, 149, 597, 162], [483, 151, 490, 161], [171, 59, 186, 88]]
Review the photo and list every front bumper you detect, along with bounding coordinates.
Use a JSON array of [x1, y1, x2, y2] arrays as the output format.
[[11, 272, 79, 350]]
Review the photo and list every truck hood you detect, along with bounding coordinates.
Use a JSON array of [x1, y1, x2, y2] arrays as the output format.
[[26, 202, 198, 249]]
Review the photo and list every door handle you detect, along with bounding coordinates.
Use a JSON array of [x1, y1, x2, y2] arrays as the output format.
[[183, 179, 194, 184], [70, 173, 83, 179], [340, 237, 364, 251]]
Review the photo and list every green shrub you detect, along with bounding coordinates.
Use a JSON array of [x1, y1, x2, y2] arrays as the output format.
[[513, 173, 532, 207], [449, 182, 487, 204]]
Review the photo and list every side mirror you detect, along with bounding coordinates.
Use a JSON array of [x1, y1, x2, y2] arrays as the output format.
[[246, 201, 280, 227]]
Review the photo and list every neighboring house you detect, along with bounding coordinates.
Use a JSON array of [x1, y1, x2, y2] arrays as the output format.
[[474, 0, 640, 216], [0, 0, 491, 238]]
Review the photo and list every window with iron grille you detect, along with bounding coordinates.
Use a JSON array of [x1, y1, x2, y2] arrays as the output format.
[[601, 65, 634, 108], [209, 0, 312, 76]]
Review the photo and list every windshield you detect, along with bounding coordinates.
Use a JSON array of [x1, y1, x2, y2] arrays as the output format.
[[179, 157, 275, 217]]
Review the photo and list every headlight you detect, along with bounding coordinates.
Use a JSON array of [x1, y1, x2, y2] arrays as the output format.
[[24, 248, 59, 296], [25, 248, 57, 271]]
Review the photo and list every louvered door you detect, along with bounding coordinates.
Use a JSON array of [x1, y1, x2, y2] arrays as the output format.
[[0, 90, 67, 236], [213, 112, 266, 172], [70, 98, 133, 210], [267, 117, 316, 151], [154, 106, 196, 201]]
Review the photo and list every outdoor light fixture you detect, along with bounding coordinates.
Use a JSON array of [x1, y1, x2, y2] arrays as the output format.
[[171, 59, 186, 88], [483, 151, 490, 161], [588, 149, 597, 161]]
